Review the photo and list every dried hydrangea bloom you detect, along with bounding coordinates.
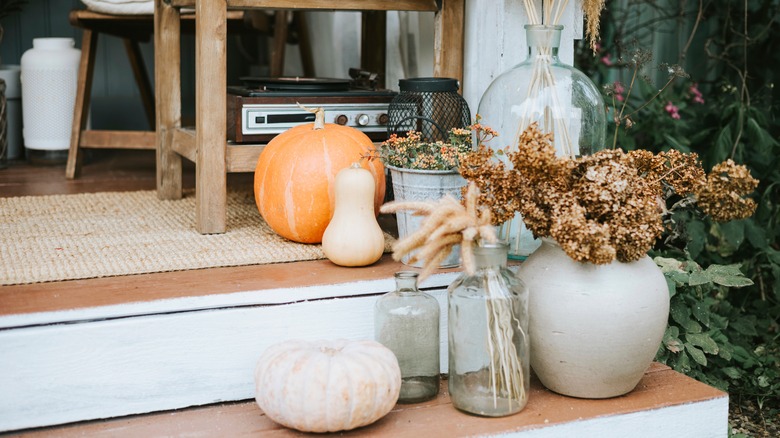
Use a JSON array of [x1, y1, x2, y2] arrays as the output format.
[[459, 145, 523, 225], [696, 159, 758, 222], [458, 123, 758, 265], [656, 150, 706, 196]]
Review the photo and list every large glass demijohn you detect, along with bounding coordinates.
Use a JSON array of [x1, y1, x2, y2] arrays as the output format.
[[477, 24, 606, 259]]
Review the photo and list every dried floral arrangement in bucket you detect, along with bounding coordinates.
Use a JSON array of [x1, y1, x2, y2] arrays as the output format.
[[459, 123, 759, 264], [367, 123, 496, 171]]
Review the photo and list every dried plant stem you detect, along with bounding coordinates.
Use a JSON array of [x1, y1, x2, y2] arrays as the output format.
[[484, 272, 527, 408], [380, 183, 497, 281]]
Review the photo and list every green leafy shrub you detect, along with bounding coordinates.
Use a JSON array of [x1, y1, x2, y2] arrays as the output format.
[[577, 0, 780, 422]]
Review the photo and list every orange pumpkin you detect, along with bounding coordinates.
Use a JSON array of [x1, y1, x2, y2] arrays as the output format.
[[254, 107, 385, 243]]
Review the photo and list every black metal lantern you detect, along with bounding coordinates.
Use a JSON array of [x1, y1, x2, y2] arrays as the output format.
[[387, 77, 471, 142]]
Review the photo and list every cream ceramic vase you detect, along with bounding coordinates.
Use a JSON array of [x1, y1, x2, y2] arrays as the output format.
[[517, 239, 670, 398]]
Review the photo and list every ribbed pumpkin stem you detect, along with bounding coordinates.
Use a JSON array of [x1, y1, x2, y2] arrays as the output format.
[[297, 103, 326, 130]]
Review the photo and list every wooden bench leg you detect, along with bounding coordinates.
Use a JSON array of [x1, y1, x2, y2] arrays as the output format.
[[270, 10, 289, 78], [195, 0, 228, 233], [434, 0, 465, 89], [66, 28, 98, 180], [294, 12, 315, 78], [361, 11, 386, 89], [155, 0, 183, 201], [123, 38, 156, 130]]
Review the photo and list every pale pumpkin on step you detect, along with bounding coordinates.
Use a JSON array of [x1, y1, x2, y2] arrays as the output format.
[[254, 339, 401, 433]]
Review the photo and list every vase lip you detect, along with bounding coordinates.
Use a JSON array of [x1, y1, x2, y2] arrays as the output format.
[[32, 38, 76, 50], [524, 24, 564, 31], [385, 164, 461, 175], [394, 271, 419, 279], [478, 241, 508, 249]]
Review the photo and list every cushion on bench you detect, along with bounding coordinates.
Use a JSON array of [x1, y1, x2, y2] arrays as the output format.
[[81, 0, 153, 15]]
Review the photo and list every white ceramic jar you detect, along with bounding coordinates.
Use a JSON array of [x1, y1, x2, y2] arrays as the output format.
[[21, 38, 81, 163], [517, 239, 670, 398]]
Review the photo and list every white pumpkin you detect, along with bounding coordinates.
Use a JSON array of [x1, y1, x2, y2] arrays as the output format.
[[254, 339, 401, 433]]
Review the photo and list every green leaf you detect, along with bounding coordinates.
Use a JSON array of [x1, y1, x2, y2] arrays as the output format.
[[664, 325, 680, 340], [691, 302, 710, 327], [663, 133, 688, 151], [721, 367, 742, 379], [674, 352, 692, 373], [665, 277, 677, 297], [745, 117, 779, 158], [730, 318, 758, 336], [685, 343, 708, 366], [766, 247, 780, 265], [744, 219, 768, 249], [670, 299, 702, 333], [663, 326, 683, 353], [718, 220, 745, 249], [688, 270, 710, 286], [654, 257, 684, 273], [670, 298, 690, 325], [665, 337, 684, 353], [685, 333, 719, 355], [731, 345, 753, 363], [686, 220, 706, 259], [704, 264, 754, 288], [714, 125, 733, 164], [718, 343, 733, 361]]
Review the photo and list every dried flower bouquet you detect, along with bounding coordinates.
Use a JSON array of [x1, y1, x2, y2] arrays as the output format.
[[460, 123, 759, 265]]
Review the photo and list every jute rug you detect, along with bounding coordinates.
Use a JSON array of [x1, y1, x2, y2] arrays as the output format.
[[0, 190, 394, 285]]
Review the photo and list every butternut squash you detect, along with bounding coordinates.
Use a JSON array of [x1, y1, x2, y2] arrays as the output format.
[[322, 163, 385, 266]]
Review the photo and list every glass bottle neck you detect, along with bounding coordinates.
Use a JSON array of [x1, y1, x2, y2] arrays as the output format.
[[525, 25, 562, 61], [473, 243, 509, 270], [394, 271, 420, 293]]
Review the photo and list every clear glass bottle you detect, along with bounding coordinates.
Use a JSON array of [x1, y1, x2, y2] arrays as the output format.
[[375, 271, 440, 403], [477, 25, 606, 259], [448, 243, 530, 416]]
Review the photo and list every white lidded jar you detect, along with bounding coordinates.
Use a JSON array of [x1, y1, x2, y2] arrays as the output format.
[[21, 38, 81, 164]]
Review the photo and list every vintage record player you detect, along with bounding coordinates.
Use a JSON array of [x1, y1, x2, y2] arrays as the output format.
[[227, 73, 397, 143]]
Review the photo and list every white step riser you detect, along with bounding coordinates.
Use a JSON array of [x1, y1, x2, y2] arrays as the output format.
[[0, 286, 450, 432]]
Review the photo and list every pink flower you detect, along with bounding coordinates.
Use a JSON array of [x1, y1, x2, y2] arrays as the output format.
[[613, 82, 625, 102], [600, 54, 613, 66], [689, 83, 705, 104], [665, 101, 681, 120]]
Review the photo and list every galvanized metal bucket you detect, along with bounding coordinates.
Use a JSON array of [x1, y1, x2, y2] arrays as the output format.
[[387, 165, 467, 268]]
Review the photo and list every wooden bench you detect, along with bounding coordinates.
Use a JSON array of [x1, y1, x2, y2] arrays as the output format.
[[65, 9, 247, 179], [154, 0, 466, 234]]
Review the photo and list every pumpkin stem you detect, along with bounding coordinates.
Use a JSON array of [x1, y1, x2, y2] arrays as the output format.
[[350, 162, 361, 169], [297, 103, 326, 130]]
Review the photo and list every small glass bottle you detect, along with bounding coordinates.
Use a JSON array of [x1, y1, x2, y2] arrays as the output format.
[[375, 271, 440, 403], [448, 242, 530, 416]]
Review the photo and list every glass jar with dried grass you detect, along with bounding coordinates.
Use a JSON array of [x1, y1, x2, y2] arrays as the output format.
[[477, 24, 606, 259], [447, 242, 530, 417]]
